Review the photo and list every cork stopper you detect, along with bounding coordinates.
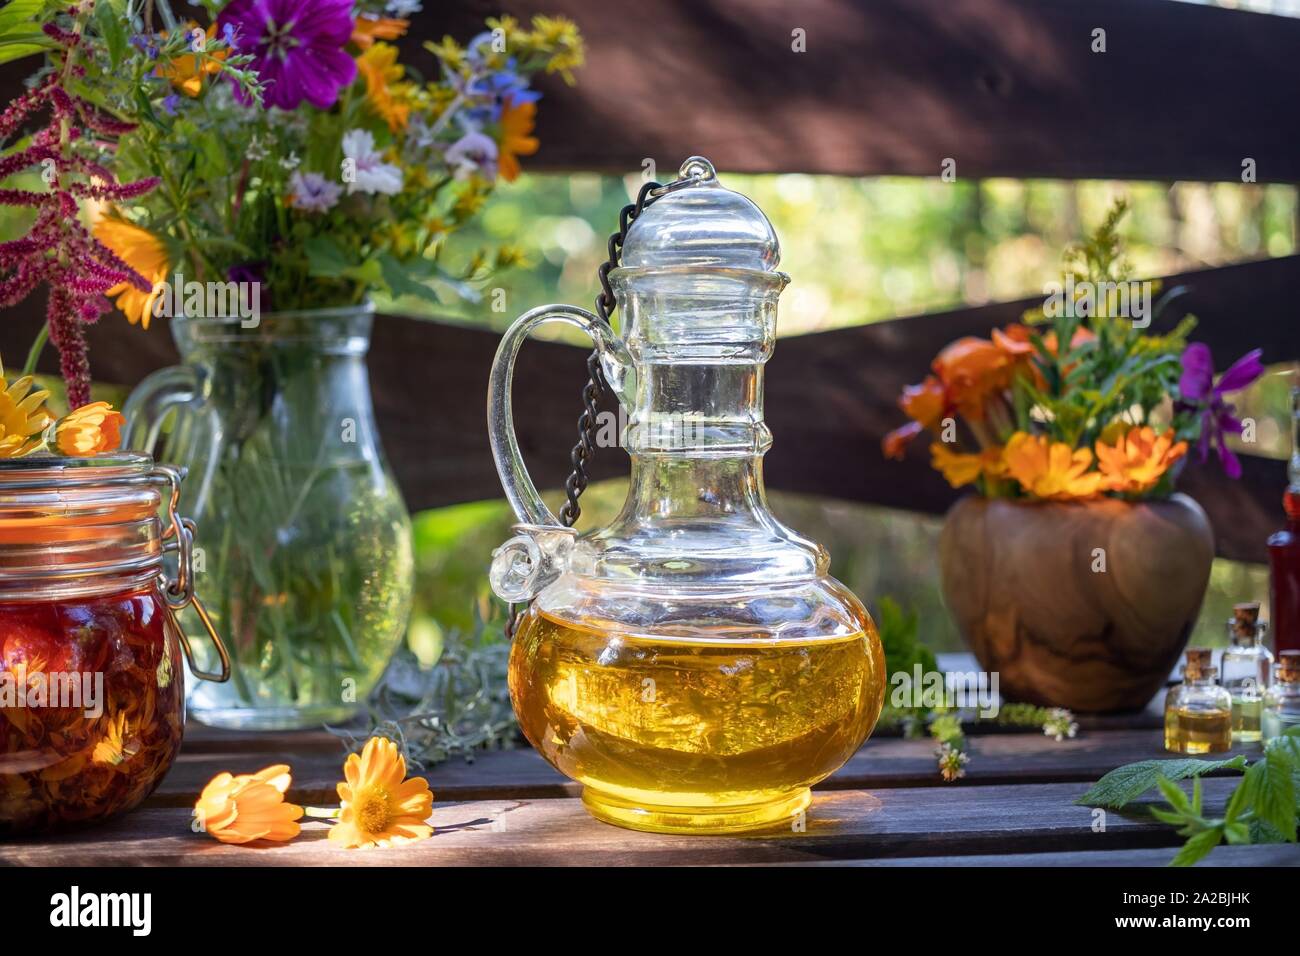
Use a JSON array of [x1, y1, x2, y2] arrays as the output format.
[[1278, 650, 1300, 683], [1230, 602, 1262, 644], [1184, 646, 1215, 679]]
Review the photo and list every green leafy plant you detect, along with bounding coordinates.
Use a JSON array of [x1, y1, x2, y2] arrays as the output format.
[[333, 601, 521, 770], [873, 596, 1076, 781], [1077, 729, 1300, 866]]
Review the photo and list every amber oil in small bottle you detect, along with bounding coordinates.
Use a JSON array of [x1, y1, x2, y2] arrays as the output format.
[[1165, 647, 1233, 754]]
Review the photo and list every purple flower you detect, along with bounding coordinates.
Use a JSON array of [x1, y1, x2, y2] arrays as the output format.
[[162, 94, 181, 116], [445, 130, 498, 181], [228, 262, 270, 312], [1178, 342, 1266, 479], [287, 170, 342, 213], [217, 0, 357, 111]]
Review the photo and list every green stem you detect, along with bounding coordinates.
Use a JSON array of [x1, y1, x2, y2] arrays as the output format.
[[303, 806, 341, 819], [22, 323, 49, 377]]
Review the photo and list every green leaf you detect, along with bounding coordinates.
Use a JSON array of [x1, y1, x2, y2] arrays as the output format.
[[378, 252, 443, 305], [1255, 748, 1298, 842], [1076, 755, 1248, 808], [304, 236, 352, 276], [1170, 827, 1223, 867], [1156, 774, 1193, 815], [0, 34, 51, 64], [94, 0, 128, 70], [0, 0, 43, 38]]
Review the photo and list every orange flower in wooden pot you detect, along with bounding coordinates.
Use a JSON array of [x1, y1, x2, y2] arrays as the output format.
[[884, 201, 1264, 712]]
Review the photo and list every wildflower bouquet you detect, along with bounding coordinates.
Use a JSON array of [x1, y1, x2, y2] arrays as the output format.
[[884, 201, 1264, 502], [0, 0, 584, 404], [0, 1, 584, 729]]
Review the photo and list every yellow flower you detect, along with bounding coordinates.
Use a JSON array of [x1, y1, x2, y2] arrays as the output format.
[[195, 765, 303, 845], [530, 15, 585, 83], [1003, 431, 1103, 501], [424, 35, 465, 71], [356, 42, 413, 132], [1095, 426, 1188, 494], [92, 217, 169, 328], [351, 15, 408, 50], [329, 737, 433, 849], [0, 361, 53, 458], [92, 711, 141, 768], [497, 98, 539, 182], [930, 442, 1006, 489], [55, 401, 125, 456]]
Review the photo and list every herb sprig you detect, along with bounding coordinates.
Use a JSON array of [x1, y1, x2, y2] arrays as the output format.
[[1077, 728, 1300, 866]]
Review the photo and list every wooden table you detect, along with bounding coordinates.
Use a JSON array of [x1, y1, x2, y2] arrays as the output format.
[[6, 699, 1298, 867]]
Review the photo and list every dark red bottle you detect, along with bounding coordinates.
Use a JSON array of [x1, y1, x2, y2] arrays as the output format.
[[1268, 385, 1300, 656]]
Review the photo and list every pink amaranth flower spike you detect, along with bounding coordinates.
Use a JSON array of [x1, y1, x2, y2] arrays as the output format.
[[0, 25, 158, 408], [218, 0, 357, 111]]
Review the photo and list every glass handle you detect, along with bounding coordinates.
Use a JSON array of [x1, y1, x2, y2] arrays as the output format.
[[122, 364, 221, 512], [488, 304, 635, 527], [122, 365, 206, 454]]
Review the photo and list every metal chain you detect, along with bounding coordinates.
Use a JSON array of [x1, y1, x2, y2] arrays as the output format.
[[559, 179, 662, 527], [505, 179, 663, 640]]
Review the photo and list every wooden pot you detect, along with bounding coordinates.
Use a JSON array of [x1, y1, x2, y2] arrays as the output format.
[[938, 493, 1214, 713]]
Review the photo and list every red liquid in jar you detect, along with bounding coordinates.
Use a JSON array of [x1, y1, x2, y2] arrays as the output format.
[[0, 587, 184, 834], [1269, 489, 1300, 656]]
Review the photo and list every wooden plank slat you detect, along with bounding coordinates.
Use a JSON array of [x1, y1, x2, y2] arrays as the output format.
[[152, 724, 1233, 807], [0, 779, 1244, 866], [406, 0, 1300, 183], [3, 1, 1299, 182], [753, 844, 1300, 867]]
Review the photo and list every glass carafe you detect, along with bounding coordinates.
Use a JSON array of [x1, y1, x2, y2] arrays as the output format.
[[487, 158, 886, 834], [123, 305, 413, 730]]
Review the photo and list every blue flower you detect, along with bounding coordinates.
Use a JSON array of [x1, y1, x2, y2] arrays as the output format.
[[162, 93, 181, 115]]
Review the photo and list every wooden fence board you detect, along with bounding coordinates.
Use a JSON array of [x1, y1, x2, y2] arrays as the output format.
[[4, 1, 1300, 182], [404, 0, 1300, 183], [3, 255, 1290, 561]]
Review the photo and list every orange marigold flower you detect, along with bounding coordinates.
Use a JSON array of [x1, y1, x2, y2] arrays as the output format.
[[329, 737, 432, 849], [1095, 426, 1188, 494], [351, 15, 409, 49], [356, 42, 412, 132], [883, 420, 923, 461], [883, 376, 949, 459], [1003, 431, 1103, 501], [932, 336, 1016, 420], [931, 442, 1006, 489], [55, 402, 125, 456], [497, 98, 539, 183], [195, 764, 303, 845], [900, 375, 947, 428]]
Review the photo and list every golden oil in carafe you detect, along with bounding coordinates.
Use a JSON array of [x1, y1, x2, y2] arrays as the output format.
[[509, 607, 884, 832], [1164, 706, 1233, 754]]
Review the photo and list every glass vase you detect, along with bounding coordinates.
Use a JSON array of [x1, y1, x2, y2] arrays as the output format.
[[124, 304, 413, 730]]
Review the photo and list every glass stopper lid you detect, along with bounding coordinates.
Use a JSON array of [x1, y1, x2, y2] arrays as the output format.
[[619, 157, 781, 272]]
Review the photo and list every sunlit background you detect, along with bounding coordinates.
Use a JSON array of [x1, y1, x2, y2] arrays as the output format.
[[397, 167, 1299, 662]]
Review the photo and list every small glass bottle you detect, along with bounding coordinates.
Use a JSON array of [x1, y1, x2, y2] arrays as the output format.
[[1165, 647, 1233, 754], [1262, 650, 1300, 743], [1220, 602, 1273, 743]]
